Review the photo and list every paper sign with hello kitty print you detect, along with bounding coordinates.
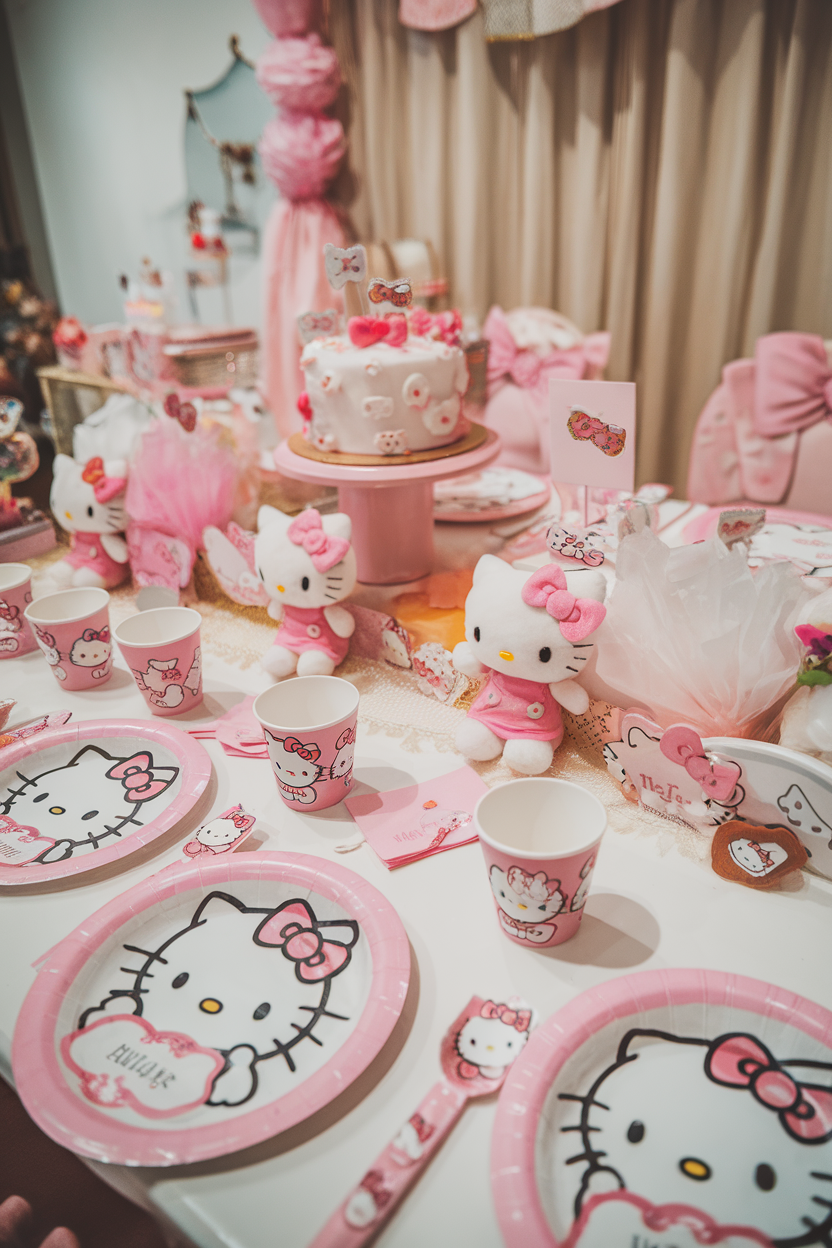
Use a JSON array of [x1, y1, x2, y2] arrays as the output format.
[[550, 379, 635, 492]]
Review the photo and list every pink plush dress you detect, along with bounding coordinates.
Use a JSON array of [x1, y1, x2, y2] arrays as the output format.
[[65, 532, 127, 588], [274, 605, 349, 664], [468, 670, 564, 743]]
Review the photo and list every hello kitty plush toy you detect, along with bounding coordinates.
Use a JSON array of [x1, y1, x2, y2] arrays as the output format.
[[255, 506, 357, 680], [453, 556, 606, 774], [50, 454, 129, 588]]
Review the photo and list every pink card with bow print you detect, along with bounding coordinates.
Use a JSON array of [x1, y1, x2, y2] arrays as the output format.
[[345, 766, 488, 869], [550, 378, 636, 491]]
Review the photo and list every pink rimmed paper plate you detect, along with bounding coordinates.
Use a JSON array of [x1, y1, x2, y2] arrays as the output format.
[[491, 969, 832, 1248], [12, 852, 411, 1165], [0, 719, 212, 884]]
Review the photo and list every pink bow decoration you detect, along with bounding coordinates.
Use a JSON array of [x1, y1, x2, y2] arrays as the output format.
[[483, 305, 611, 396], [81, 626, 110, 644], [659, 725, 741, 803], [481, 1000, 532, 1033], [521, 565, 606, 642], [754, 332, 832, 439], [282, 734, 321, 763], [287, 508, 350, 573], [81, 457, 126, 504], [256, 900, 358, 982], [347, 314, 408, 349], [106, 751, 175, 803], [707, 1033, 832, 1143]]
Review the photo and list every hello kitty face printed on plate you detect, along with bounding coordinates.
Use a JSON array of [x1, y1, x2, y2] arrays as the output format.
[[12, 854, 409, 1164], [492, 970, 832, 1248], [0, 721, 210, 883]]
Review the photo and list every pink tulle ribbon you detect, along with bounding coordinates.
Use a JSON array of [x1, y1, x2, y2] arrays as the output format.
[[256, 33, 341, 112], [259, 112, 346, 202]]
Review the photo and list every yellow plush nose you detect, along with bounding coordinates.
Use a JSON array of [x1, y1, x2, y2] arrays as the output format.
[[276, 584, 285, 593], [499, 650, 514, 661], [199, 998, 223, 1014], [64, 511, 72, 520], [680, 1157, 711, 1181]]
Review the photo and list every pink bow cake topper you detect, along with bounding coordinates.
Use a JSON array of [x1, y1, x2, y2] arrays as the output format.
[[287, 508, 350, 572], [521, 565, 606, 642], [256, 899, 358, 982], [347, 314, 408, 349], [81, 457, 126, 503], [660, 724, 741, 803], [707, 1032, 832, 1143]]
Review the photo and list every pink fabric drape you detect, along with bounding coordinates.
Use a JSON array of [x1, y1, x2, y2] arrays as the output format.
[[261, 199, 344, 437]]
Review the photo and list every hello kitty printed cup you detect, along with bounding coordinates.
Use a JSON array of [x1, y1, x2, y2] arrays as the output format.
[[253, 676, 359, 812], [114, 608, 203, 717], [0, 563, 36, 658], [25, 587, 113, 690], [476, 778, 606, 948]]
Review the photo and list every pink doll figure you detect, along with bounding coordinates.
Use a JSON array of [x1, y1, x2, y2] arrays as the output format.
[[453, 556, 606, 775], [455, 999, 533, 1080], [255, 505, 357, 680], [183, 805, 256, 857], [49, 455, 130, 589]]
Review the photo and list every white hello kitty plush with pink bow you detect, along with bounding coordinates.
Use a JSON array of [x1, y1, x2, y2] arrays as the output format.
[[255, 506, 357, 680], [49, 454, 129, 589], [453, 556, 606, 775]]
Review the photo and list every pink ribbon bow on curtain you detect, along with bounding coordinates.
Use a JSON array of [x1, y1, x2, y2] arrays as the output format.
[[287, 509, 350, 573], [659, 725, 741, 803], [754, 332, 832, 438], [521, 566, 606, 642], [483, 306, 610, 395], [81, 457, 127, 503], [106, 752, 174, 802], [256, 900, 358, 982], [481, 1000, 532, 1033], [706, 1033, 832, 1143], [282, 735, 321, 763]]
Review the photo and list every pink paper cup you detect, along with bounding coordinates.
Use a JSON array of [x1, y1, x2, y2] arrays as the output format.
[[0, 563, 37, 658], [253, 676, 359, 812], [114, 607, 203, 717], [475, 778, 607, 949], [24, 587, 112, 690]]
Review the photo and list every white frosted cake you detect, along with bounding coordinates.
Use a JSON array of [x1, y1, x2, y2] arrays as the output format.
[[299, 333, 470, 456]]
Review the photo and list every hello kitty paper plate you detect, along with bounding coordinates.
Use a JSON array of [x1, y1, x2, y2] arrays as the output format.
[[0, 720, 211, 884], [12, 852, 410, 1165], [492, 969, 832, 1248]]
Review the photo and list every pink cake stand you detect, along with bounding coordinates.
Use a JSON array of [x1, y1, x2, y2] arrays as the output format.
[[273, 428, 502, 584]]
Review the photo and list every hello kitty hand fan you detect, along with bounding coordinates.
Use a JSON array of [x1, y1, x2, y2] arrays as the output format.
[[310, 995, 534, 1247]]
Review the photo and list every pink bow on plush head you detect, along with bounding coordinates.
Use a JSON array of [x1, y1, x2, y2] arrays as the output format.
[[81, 457, 126, 504], [106, 751, 174, 802], [660, 725, 740, 803], [707, 1033, 832, 1143], [287, 508, 350, 573], [521, 565, 606, 642], [481, 1000, 532, 1033], [754, 332, 832, 438], [256, 899, 357, 982]]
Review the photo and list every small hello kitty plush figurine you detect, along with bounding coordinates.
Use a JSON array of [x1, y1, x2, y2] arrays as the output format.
[[49, 455, 129, 589], [456, 999, 533, 1080], [255, 506, 357, 680], [453, 556, 606, 774]]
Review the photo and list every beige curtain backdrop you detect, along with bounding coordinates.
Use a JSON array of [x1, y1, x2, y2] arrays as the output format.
[[328, 0, 832, 494]]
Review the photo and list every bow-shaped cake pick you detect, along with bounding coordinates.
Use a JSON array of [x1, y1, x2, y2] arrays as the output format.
[[309, 994, 535, 1248]]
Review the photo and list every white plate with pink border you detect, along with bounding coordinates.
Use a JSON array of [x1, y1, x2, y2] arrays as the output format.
[[492, 969, 832, 1248], [0, 719, 212, 885], [12, 852, 411, 1165]]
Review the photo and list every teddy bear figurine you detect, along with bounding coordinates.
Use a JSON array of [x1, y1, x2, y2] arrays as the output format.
[[452, 555, 606, 774], [255, 505, 357, 680]]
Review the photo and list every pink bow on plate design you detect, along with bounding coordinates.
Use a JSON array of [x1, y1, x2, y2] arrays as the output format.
[[521, 565, 606, 643], [105, 752, 176, 803], [660, 725, 741, 803], [81, 457, 126, 504], [707, 1032, 832, 1143], [256, 899, 359, 983], [754, 332, 832, 439], [287, 508, 350, 573], [480, 1000, 532, 1033]]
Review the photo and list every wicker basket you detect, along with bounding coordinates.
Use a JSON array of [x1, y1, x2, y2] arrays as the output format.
[[163, 328, 259, 389]]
